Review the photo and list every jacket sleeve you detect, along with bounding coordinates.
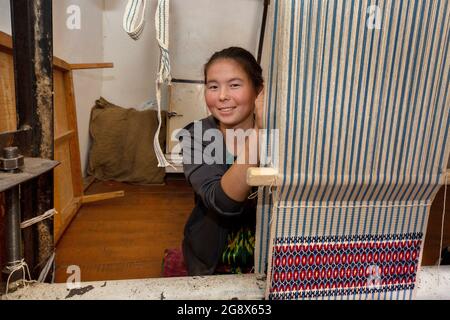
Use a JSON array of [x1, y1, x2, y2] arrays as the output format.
[[179, 123, 245, 217]]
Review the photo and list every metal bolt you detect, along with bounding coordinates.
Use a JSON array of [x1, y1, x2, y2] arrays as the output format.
[[3, 147, 19, 159], [0, 146, 24, 172]]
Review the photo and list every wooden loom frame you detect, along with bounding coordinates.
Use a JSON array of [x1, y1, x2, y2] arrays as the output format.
[[0, 31, 123, 244]]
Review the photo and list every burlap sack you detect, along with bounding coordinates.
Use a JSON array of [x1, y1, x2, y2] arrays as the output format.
[[87, 97, 166, 185]]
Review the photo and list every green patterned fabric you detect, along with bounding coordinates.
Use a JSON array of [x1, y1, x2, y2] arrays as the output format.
[[220, 227, 255, 274]]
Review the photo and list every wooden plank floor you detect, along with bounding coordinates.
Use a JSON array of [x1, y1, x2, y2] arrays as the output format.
[[55, 175, 449, 283], [422, 185, 450, 265], [55, 174, 193, 283]]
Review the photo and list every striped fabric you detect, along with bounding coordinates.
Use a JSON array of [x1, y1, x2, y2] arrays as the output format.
[[155, 0, 171, 84], [256, 0, 450, 300], [123, 0, 147, 40]]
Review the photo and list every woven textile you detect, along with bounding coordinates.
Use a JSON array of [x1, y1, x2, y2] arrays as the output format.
[[256, 0, 450, 300]]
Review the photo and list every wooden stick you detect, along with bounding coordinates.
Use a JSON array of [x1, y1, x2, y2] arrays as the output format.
[[0, 31, 13, 53], [81, 191, 125, 204], [53, 57, 72, 71], [247, 168, 450, 186], [247, 167, 278, 186], [54, 130, 74, 145], [64, 70, 84, 197], [70, 63, 114, 70], [54, 197, 83, 244]]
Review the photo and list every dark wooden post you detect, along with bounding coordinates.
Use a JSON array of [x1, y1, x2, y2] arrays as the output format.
[[7, 0, 54, 281]]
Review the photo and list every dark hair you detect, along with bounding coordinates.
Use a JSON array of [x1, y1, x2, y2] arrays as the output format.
[[204, 47, 264, 93]]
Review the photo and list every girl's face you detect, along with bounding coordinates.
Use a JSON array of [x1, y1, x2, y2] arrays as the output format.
[[205, 58, 258, 130]]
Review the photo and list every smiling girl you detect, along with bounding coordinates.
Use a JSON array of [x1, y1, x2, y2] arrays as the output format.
[[180, 47, 264, 276]]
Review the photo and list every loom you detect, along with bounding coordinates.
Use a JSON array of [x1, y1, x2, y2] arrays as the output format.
[[252, 0, 450, 300]]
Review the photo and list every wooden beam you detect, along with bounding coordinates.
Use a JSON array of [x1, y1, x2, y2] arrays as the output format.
[[0, 32, 111, 72], [247, 168, 450, 186], [81, 191, 125, 204], [9, 0, 55, 281], [64, 71, 84, 198], [0, 31, 13, 53], [11, 0, 54, 158], [70, 63, 114, 70], [53, 57, 71, 71], [0, 32, 84, 72], [54, 197, 82, 244], [54, 130, 74, 145]]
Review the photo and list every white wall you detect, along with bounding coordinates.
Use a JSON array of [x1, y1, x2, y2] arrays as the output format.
[[102, 0, 159, 109], [170, 0, 263, 80], [1, 0, 263, 176], [53, 0, 104, 176], [0, 0, 103, 176], [0, 0, 11, 34], [102, 0, 263, 108]]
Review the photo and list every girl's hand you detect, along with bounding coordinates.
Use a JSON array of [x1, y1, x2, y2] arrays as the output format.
[[254, 88, 265, 129]]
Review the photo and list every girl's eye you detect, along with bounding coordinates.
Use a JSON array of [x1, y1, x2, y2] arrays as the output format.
[[208, 85, 218, 90], [230, 83, 241, 88]]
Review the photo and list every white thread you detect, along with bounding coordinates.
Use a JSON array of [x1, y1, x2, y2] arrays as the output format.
[[3, 252, 55, 297], [269, 177, 279, 227], [269, 176, 277, 195], [248, 190, 259, 200], [276, 201, 431, 210], [37, 252, 55, 283], [20, 209, 56, 229], [51, 256, 56, 284], [438, 173, 448, 285], [4, 259, 37, 296]]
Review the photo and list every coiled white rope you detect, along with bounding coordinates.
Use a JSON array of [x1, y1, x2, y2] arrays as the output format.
[[4, 259, 36, 296], [2, 206, 55, 296], [3, 252, 55, 297]]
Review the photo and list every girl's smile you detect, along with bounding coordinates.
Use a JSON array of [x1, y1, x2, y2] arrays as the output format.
[[204, 58, 258, 132]]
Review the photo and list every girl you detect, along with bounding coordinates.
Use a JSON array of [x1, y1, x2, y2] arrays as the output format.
[[180, 47, 264, 276]]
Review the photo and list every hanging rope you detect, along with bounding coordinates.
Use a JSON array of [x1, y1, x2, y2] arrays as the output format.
[[122, 0, 173, 168], [154, 0, 173, 168], [123, 0, 148, 40]]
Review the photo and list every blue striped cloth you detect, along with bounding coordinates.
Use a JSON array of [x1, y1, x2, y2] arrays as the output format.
[[256, 0, 450, 300]]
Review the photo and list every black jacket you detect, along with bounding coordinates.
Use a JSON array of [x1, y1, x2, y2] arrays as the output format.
[[178, 116, 256, 276]]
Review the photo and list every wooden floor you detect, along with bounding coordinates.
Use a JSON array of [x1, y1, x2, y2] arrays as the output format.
[[422, 185, 450, 265], [55, 174, 193, 283], [55, 175, 449, 283]]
